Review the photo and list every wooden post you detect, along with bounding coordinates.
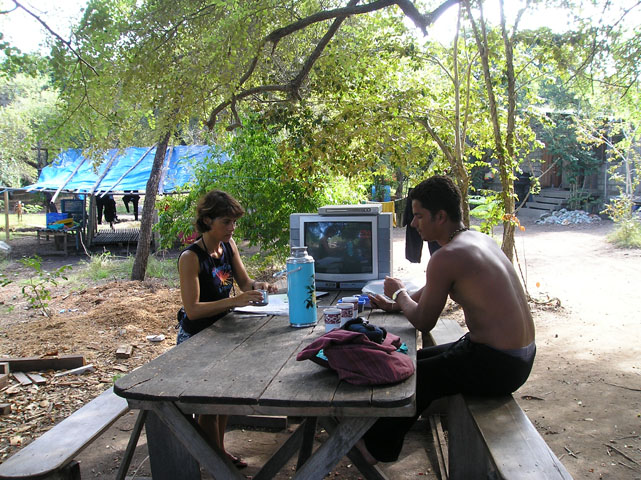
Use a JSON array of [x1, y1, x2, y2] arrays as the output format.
[[447, 394, 494, 479]]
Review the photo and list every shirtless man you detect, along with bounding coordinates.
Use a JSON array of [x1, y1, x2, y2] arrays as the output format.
[[361, 175, 536, 463]]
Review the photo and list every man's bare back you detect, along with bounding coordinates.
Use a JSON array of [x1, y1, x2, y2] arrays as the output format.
[[431, 229, 534, 350]]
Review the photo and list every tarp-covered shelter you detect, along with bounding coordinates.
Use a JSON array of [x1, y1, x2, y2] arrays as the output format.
[[14, 145, 227, 248], [25, 145, 226, 195]]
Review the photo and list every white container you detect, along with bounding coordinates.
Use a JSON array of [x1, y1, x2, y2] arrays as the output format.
[[323, 308, 341, 332], [341, 296, 359, 319], [337, 303, 354, 326]]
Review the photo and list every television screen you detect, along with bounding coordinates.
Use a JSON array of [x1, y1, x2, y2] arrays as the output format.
[[303, 220, 374, 275]]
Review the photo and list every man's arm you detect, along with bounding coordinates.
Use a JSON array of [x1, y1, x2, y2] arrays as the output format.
[[386, 253, 451, 333]]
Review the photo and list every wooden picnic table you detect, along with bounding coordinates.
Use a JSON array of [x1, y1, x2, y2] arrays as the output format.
[[114, 290, 417, 480]]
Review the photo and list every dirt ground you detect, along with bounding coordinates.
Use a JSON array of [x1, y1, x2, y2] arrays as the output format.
[[0, 217, 640, 479]]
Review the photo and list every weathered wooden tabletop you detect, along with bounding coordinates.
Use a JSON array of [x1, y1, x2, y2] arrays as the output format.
[[114, 290, 417, 418], [114, 290, 417, 480]]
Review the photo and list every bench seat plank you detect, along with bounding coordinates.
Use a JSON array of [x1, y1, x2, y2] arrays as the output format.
[[428, 318, 572, 479], [463, 395, 573, 479], [0, 387, 128, 479]]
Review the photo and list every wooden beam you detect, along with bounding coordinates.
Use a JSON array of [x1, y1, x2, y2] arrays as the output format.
[[51, 154, 88, 203], [0, 355, 85, 372]]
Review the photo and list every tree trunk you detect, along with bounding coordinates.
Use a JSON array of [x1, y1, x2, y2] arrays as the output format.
[[131, 131, 171, 281]]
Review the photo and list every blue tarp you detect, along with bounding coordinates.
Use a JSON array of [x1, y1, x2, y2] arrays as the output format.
[[25, 145, 228, 194]]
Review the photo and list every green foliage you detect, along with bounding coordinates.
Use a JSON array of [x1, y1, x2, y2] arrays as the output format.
[[22, 203, 43, 214], [156, 116, 367, 259], [603, 195, 641, 249], [469, 194, 504, 236], [0, 74, 59, 186], [77, 251, 179, 285], [0, 269, 11, 288], [18, 256, 72, 317], [536, 112, 601, 188], [607, 220, 641, 248]]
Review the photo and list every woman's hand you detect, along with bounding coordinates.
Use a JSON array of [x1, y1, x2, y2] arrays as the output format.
[[234, 290, 265, 307], [253, 281, 278, 293]]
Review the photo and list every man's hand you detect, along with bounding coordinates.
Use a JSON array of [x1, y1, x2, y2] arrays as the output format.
[[383, 276, 405, 299], [368, 293, 401, 312]]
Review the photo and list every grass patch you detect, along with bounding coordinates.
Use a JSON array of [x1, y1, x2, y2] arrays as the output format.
[[1, 213, 45, 231], [607, 220, 641, 248], [71, 251, 179, 286]]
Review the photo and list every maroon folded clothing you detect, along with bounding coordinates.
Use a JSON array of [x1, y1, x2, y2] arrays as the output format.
[[296, 329, 415, 386]]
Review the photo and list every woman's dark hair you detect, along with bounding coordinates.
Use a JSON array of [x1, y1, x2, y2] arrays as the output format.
[[409, 175, 462, 222], [195, 190, 244, 233]]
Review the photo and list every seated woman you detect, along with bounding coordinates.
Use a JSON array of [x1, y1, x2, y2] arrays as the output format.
[[177, 189, 277, 468]]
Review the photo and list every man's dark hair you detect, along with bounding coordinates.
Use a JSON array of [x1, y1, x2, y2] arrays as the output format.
[[409, 175, 462, 222], [195, 190, 245, 233]]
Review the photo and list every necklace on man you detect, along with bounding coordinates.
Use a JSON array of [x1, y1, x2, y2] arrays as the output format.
[[448, 227, 469, 242]]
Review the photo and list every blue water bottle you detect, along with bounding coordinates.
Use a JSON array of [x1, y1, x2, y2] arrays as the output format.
[[287, 246, 317, 328]]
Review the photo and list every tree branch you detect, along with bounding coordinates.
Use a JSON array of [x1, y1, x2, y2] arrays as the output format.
[[12, 0, 98, 75], [206, 0, 462, 129]]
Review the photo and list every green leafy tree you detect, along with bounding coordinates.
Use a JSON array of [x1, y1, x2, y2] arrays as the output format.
[[0, 73, 58, 186], [156, 115, 367, 259]]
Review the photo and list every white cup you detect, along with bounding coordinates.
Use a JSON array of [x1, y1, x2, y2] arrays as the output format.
[[341, 297, 359, 319], [324, 308, 341, 332], [337, 303, 354, 326]]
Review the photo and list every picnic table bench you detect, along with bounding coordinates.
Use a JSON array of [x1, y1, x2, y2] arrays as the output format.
[[36, 227, 81, 256], [426, 317, 573, 479], [0, 387, 139, 480]]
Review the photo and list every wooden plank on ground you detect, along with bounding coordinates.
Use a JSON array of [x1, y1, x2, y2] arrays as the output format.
[[12, 372, 32, 386], [0, 374, 8, 389], [0, 403, 11, 415], [116, 345, 133, 359], [26, 373, 47, 385], [0, 355, 85, 372]]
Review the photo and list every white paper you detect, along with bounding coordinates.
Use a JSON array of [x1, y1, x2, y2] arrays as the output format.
[[234, 293, 290, 315]]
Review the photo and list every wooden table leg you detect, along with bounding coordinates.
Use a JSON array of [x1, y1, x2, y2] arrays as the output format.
[[296, 417, 317, 469], [145, 410, 200, 480], [150, 402, 244, 480], [115, 410, 147, 480], [319, 417, 390, 480], [253, 419, 307, 480], [292, 416, 377, 480]]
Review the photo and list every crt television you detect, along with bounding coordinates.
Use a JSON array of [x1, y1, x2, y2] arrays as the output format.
[[290, 209, 393, 290]]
